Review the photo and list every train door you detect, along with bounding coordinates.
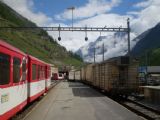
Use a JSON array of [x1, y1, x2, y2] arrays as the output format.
[[101, 64, 105, 89], [92, 65, 96, 86]]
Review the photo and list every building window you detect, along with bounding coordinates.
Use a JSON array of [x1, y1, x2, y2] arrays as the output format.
[[22, 59, 26, 81], [13, 57, 21, 83], [0, 53, 10, 85], [32, 64, 36, 80]]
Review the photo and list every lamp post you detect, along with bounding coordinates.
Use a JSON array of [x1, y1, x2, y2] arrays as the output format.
[[67, 7, 75, 29], [94, 47, 96, 63]]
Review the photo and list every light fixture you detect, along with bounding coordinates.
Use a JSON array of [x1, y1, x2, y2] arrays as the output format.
[[58, 24, 61, 41], [85, 25, 88, 41]]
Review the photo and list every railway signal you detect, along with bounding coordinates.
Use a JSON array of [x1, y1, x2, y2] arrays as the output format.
[[85, 25, 88, 41], [58, 24, 61, 41]]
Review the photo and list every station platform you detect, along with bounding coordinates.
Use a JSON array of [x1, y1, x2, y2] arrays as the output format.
[[142, 86, 160, 105], [23, 81, 143, 120]]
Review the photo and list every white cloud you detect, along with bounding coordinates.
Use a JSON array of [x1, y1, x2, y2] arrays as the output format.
[[3, 0, 52, 26], [131, 0, 160, 35], [134, 0, 152, 8], [55, 0, 121, 20]]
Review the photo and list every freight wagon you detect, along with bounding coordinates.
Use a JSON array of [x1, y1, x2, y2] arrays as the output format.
[[69, 70, 81, 81], [81, 56, 139, 96]]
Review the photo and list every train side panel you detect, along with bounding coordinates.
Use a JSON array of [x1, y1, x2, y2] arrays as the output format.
[[92, 65, 96, 86], [75, 71, 81, 81], [45, 65, 51, 91], [85, 64, 94, 84], [99, 64, 105, 89], [104, 63, 119, 93], [69, 71, 75, 80], [28, 56, 46, 103], [81, 67, 86, 82], [128, 62, 139, 92], [94, 64, 100, 87]]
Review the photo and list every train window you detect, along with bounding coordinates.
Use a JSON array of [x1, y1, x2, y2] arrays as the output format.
[[42, 66, 44, 79], [13, 57, 21, 83], [42, 66, 45, 79], [32, 64, 37, 80], [0, 53, 10, 85], [38, 65, 40, 79], [40, 66, 43, 79], [22, 59, 26, 80]]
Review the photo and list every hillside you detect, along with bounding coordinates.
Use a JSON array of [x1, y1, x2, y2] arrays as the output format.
[[76, 32, 130, 63], [131, 23, 160, 56], [131, 23, 160, 66], [0, 1, 83, 68]]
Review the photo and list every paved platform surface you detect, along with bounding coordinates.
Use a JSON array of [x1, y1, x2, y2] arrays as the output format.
[[24, 81, 144, 120]]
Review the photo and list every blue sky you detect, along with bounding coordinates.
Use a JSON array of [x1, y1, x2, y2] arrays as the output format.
[[32, 0, 144, 24], [33, 0, 87, 24], [33, 0, 142, 15]]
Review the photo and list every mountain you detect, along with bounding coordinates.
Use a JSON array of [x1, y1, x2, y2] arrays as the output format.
[[0, 1, 83, 67], [76, 32, 132, 62], [131, 23, 160, 66], [131, 23, 160, 56], [76, 23, 160, 65]]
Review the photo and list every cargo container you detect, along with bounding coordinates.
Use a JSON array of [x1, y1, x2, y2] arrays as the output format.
[[81, 56, 139, 96]]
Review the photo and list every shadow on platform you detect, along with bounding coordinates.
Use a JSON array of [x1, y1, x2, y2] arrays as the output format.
[[68, 81, 103, 97]]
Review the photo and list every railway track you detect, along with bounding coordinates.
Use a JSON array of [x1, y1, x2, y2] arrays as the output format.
[[120, 99, 160, 120]]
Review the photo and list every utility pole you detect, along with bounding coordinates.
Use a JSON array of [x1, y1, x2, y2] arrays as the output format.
[[67, 7, 75, 29], [145, 50, 148, 66], [102, 43, 104, 62], [127, 18, 131, 57], [94, 47, 95, 63]]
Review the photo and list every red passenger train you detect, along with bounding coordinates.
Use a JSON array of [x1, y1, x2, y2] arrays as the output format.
[[0, 40, 52, 120]]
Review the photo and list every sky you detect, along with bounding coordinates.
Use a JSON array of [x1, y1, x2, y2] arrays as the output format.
[[2, 0, 160, 52]]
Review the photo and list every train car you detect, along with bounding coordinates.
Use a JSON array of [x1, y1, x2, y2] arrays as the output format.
[[93, 64, 100, 87], [99, 63, 105, 89], [69, 70, 81, 81], [51, 66, 58, 80], [81, 56, 139, 96], [0, 40, 28, 120], [85, 64, 94, 85], [69, 70, 75, 80], [75, 71, 81, 81], [102, 56, 139, 95], [81, 67, 86, 82], [52, 73, 58, 80], [45, 64, 51, 91], [58, 73, 64, 80], [27, 55, 46, 103]]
